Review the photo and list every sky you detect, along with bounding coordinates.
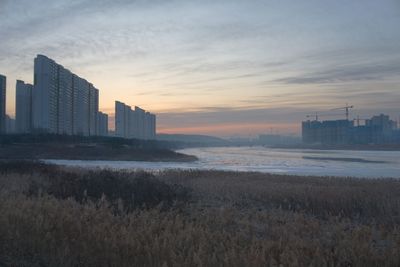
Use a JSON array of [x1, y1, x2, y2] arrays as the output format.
[[1, 0, 399, 137]]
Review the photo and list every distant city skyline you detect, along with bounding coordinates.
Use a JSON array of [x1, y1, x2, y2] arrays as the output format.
[[1, 0, 399, 137]]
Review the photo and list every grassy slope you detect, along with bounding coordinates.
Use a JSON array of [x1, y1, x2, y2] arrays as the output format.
[[0, 134, 197, 162], [0, 162, 399, 266], [0, 143, 197, 162]]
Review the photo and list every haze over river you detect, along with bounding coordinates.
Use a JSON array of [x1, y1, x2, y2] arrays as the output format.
[[46, 147, 400, 178]]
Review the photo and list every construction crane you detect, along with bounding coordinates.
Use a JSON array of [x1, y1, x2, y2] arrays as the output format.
[[330, 104, 354, 121], [353, 116, 369, 127], [306, 112, 319, 121], [306, 112, 345, 121]]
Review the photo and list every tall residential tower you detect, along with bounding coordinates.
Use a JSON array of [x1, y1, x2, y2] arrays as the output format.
[[97, 111, 108, 136], [15, 80, 33, 133], [115, 101, 156, 139], [33, 55, 99, 136]]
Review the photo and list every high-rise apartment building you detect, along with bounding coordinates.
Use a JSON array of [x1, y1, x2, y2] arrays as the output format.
[[97, 111, 108, 136], [302, 114, 398, 144], [115, 101, 126, 138], [57, 67, 73, 135], [135, 106, 146, 139], [5, 115, 15, 134], [33, 55, 99, 136], [72, 75, 88, 135], [0, 74, 6, 134], [124, 104, 132, 138], [145, 112, 152, 139], [15, 80, 33, 133], [149, 113, 156, 139], [144, 110, 156, 139], [33, 55, 58, 133], [89, 86, 99, 136], [115, 101, 156, 139]]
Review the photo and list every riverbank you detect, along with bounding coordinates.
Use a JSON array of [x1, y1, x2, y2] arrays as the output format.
[[0, 161, 399, 266], [0, 143, 197, 162], [271, 143, 400, 151]]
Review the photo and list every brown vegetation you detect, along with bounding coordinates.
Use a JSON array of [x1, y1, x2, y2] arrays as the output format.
[[0, 143, 197, 162], [0, 161, 399, 266]]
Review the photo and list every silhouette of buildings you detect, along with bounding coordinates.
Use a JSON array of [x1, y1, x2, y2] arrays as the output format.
[[365, 114, 397, 142], [33, 55, 99, 135], [302, 120, 353, 144], [145, 112, 156, 140], [5, 115, 15, 134], [97, 111, 108, 137], [15, 80, 33, 133], [115, 101, 156, 140], [133, 106, 145, 139], [0, 74, 6, 134], [302, 114, 398, 144], [115, 101, 126, 138], [3, 55, 157, 140]]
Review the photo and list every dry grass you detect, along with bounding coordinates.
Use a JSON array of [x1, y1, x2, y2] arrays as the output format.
[[0, 161, 400, 266], [159, 170, 400, 224]]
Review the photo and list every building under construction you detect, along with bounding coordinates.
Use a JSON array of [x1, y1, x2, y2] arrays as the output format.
[[302, 114, 398, 145]]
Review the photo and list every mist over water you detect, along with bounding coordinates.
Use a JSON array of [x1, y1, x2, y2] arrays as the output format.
[[46, 147, 400, 178]]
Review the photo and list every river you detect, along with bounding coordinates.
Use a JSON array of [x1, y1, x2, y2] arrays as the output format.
[[45, 146, 400, 178]]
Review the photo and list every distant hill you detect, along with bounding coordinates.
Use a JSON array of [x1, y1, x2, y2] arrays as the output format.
[[157, 134, 230, 147]]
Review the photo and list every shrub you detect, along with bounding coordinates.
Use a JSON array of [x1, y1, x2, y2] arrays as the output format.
[[0, 161, 191, 212]]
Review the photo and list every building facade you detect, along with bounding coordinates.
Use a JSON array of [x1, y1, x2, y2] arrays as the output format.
[[97, 111, 108, 137], [5, 115, 15, 134], [146, 112, 156, 140], [15, 80, 33, 133], [89, 86, 99, 136], [365, 114, 397, 142], [134, 106, 145, 139], [33, 55, 100, 136], [302, 114, 399, 145], [115, 101, 156, 139], [72, 76, 89, 135], [302, 119, 353, 144], [0, 74, 6, 134], [57, 67, 73, 135], [33, 55, 58, 133], [115, 101, 126, 138]]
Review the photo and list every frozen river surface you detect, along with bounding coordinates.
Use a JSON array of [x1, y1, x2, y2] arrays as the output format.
[[46, 147, 400, 178]]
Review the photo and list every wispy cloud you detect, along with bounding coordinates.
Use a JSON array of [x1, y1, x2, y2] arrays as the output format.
[[274, 60, 400, 85], [1, 0, 400, 135]]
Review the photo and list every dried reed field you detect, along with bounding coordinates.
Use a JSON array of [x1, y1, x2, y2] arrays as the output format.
[[0, 161, 399, 266]]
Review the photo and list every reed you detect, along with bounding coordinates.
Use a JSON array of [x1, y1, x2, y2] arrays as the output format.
[[0, 161, 399, 266]]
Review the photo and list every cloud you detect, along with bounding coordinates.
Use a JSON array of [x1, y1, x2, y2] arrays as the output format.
[[157, 106, 310, 125], [1, 0, 400, 135], [275, 61, 400, 84], [158, 122, 299, 137]]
